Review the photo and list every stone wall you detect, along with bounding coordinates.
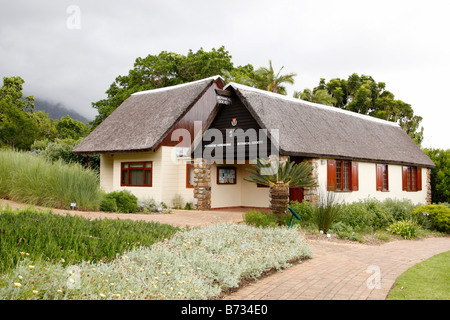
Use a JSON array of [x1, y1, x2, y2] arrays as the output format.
[[193, 159, 211, 210], [426, 168, 432, 204], [302, 158, 320, 205]]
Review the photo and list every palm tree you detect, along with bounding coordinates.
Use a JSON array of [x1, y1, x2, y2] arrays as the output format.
[[294, 88, 337, 106], [246, 60, 297, 95], [244, 156, 317, 222]]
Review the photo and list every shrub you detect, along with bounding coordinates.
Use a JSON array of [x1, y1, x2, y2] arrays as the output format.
[[411, 204, 450, 233], [0, 223, 312, 300], [338, 199, 396, 232], [312, 192, 343, 233], [100, 190, 138, 213], [289, 200, 314, 222], [244, 210, 278, 228], [381, 198, 417, 221], [387, 220, 417, 239]]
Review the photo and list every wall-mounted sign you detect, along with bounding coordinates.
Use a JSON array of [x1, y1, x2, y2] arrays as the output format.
[[217, 167, 236, 184], [216, 96, 232, 105]]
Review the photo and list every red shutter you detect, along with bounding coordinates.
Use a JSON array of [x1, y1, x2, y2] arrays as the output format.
[[376, 164, 383, 191], [351, 162, 359, 191], [327, 160, 336, 191], [402, 166, 408, 191], [416, 167, 422, 191]]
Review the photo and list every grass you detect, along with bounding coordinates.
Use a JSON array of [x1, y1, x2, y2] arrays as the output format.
[[387, 250, 450, 300], [0, 149, 103, 210], [0, 206, 180, 274]]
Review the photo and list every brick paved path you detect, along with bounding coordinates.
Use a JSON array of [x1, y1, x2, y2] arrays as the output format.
[[223, 236, 450, 300]]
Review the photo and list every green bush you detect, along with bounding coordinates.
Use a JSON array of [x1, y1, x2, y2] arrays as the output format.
[[338, 199, 396, 232], [243, 210, 278, 228], [411, 204, 450, 233], [100, 190, 138, 213], [289, 200, 314, 222], [387, 220, 417, 239], [381, 198, 417, 221]]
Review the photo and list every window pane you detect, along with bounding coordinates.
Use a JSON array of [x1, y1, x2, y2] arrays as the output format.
[[130, 163, 143, 168], [121, 171, 128, 185], [411, 167, 416, 190], [336, 162, 342, 190], [130, 169, 143, 185], [145, 162, 152, 168], [188, 167, 194, 186], [145, 170, 151, 185], [382, 165, 388, 190], [122, 163, 128, 169], [343, 162, 350, 190]]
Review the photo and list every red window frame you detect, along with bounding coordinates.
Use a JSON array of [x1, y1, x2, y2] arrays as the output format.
[[120, 161, 152, 187], [186, 162, 194, 189]]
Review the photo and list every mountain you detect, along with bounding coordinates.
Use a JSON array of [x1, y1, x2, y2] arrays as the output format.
[[33, 98, 90, 123]]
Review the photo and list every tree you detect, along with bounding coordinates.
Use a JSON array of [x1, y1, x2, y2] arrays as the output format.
[[244, 156, 317, 223], [55, 115, 89, 140], [0, 76, 40, 149], [299, 73, 424, 146], [91, 47, 236, 129], [423, 148, 450, 204], [242, 60, 296, 95], [294, 88, 336, 106]]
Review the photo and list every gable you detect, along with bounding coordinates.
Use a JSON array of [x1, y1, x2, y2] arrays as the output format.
[[196, 89, 277, 161]]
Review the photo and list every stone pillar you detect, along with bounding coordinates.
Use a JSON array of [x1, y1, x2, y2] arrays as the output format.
[[193, 158, 211, 210], [426, 168, 432, 204], [302, 159, 320, 205]]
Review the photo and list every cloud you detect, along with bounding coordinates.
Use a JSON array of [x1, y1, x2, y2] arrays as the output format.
[[0, 0, 449, 148]]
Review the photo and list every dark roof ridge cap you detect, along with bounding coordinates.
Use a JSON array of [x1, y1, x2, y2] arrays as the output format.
[[225, 82, 400, 128]]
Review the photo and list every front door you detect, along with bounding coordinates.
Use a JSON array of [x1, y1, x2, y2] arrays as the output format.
[[289, 187, 304, 203]]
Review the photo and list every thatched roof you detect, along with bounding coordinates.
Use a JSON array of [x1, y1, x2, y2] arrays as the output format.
[[73, 76, 223, 154], [74, 75, 434, 168], [226, 82, 435, 168]]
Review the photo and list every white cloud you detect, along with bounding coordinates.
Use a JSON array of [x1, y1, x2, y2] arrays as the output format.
[[0, 0, 449, 148]]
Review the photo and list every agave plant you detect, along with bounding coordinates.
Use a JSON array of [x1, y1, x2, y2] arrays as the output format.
[[245, 156, 317, 222]]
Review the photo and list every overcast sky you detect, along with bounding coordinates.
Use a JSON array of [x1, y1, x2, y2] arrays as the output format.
[[1, 0, 449, 149]]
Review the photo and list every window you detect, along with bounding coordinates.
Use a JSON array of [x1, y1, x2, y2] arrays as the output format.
[[121, 162, 152, 187], [327, 160, 358, 192], [376, 164, 389, 191], [402, 166, 422, 192], [186, 162, 194, 188]]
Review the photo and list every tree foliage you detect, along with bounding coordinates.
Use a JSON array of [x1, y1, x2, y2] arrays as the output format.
[[423, 148, 450, 204], [299, 73, 424, 145], [90, 46, 237, 129], [239, 60, 296, 95]]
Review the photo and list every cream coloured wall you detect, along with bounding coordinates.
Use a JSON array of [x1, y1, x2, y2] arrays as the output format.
[[316, 159, 428, 205], [99, 147, 194, 206], [210, 162, 270, 209]]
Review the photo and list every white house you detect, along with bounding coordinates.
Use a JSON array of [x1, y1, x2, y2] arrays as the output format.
[[73, 76, 435, 210]]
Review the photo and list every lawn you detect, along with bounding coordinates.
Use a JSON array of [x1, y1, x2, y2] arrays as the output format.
[[387, 250, 450, 300]]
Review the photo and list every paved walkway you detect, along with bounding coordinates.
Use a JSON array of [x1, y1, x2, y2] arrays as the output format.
[[223, 236, 450, 300], [2, 199, 449, 300]]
